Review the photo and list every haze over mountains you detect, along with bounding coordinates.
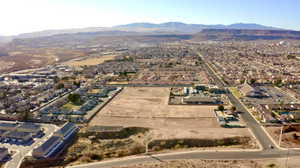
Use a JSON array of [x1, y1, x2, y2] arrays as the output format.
[[0, 22, 285, 42]]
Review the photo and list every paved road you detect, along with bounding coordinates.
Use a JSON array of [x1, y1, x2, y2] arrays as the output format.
[[227, 93, 278, 150], [70, 149, 300, 168], [198, 52, 278, 150]]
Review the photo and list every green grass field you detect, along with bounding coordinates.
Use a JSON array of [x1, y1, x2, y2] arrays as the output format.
[[62, 102, 81, 110], [229, 87, 242, 99]]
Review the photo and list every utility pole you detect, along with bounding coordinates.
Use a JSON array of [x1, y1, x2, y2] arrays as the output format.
[[285, 149, 289, 168], [279, 125, 284, 147], [144, 132, 153, 155]]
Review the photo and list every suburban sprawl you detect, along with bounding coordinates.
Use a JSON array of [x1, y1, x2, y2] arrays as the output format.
[[0, 27, 300, 168]]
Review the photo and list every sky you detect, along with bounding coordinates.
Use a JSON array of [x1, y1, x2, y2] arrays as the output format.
[[0, 0, 299, 36]]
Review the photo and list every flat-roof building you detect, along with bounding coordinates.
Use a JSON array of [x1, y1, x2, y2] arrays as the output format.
[[5, 132, 32, 143], [0, 147, 9, 161], [17, 123, 43, 137], [0, 123, 18, 131], [33, 122, 78, 159], [32, 136, 63, 158], [53, 122, 78, 139]]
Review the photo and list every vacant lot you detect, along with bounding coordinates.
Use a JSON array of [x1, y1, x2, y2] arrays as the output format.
[[64, 55, 116, 67], [265, 125, 300, 148], [115, 158, 300, 168], [91, 87, 254, 141], [93, 87, 215, 118]]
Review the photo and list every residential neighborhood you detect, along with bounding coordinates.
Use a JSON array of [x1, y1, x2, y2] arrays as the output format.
[[0, 1, 300, 167]]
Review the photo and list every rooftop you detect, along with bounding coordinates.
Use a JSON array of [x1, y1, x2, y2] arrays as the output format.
[[34, 136, 61, 154]]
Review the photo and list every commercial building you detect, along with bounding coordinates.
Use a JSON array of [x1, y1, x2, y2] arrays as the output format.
[[32, 136, 63, 158], [5, 132, 32, 144], [0, 147, 9, 161], [16, 123, 44, 137], [32, 122, 78, 159], [53, 122, 78, 139], [0, 123, 18, 131], [0, 122, 44, 144]]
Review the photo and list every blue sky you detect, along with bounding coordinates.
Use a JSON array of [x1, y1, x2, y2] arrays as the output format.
[[0, 0, 299, 35]]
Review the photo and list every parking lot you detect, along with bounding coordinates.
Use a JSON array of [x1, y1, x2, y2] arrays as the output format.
[[243, 86, 297, 105]]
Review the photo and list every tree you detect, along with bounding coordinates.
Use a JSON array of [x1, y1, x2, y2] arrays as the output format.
[[249, 78, 256, 85], [73, 81, 81, 88], [274, 78, 282, 87], [230, 106, 238, 117], [68, 93, 81, 105], [22, 110, 31, 121], [56, 83, 65, 89], [230, 106, 237, 113], [217, 105, 225, 112], [240, 79, 246, 84], [53, 76, 59, 83]]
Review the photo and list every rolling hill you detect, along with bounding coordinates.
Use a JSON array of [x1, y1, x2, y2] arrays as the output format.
[[192, 29, 300, 41], [0, 22, 285, 43]]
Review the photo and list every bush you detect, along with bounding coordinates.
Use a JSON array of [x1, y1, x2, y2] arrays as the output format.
[[149, 137, 250, 151], [129, 145, 145, 154], [89, 153, 102, 160], [68, 93, 82, 105]]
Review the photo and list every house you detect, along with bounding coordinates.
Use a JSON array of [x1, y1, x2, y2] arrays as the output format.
[[256, 104, 300, 122], [0, 147, 9, 161], [195, 85, 207, 91]]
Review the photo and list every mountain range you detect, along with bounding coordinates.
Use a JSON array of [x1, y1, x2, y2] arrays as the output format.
[[115, 22, 283, 33], [0, 22, 286, 42]]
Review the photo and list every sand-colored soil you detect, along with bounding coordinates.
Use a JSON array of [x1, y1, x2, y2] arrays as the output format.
[[64, 55, 116, 67], [90, 87, 254, 141], [115, 157, 300, 168], [265, 126, 300, 148], [92, 87, 216, 118]]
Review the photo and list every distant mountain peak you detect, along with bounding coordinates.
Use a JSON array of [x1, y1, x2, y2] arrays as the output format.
[[115, 22, 285, 33]]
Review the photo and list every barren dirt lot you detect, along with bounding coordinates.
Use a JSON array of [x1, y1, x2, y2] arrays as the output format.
[[93, 87, 215, 118], [64, 55, 116, 67], [114, 158, 300, 168], [265, 126, 300, 148], [91, 87, 254, 140]]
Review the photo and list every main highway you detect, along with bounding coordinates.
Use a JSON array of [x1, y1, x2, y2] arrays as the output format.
[[69, 52, 300, 168]]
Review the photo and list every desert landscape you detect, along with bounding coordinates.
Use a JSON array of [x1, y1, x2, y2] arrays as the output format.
[[90, 87, 254, 141], [114, 158, 300, 168], [63, 54, 117, 67]]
